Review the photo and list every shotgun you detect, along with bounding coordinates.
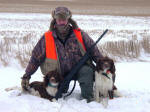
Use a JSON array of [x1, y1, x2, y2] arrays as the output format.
[[55, 29, 108, 100]]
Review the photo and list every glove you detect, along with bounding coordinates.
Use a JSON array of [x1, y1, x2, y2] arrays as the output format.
[[21, 74, 30, 91]]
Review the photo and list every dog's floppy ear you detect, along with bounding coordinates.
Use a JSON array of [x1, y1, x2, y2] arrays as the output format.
[[110, 59, 115, 74], [54, 70, 63, 82], [43, 74, 50, 87], [96, 58, 102, 72]]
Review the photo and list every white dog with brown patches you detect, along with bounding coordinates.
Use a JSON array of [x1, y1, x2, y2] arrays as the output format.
[[95, 57, 119, 107], [27, 70, 63, 102], [95, 69, 113, 102]]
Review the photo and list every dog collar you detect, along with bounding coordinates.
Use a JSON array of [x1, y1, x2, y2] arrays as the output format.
[[48, 83, 58, 88], [102, 70, 110, 79]]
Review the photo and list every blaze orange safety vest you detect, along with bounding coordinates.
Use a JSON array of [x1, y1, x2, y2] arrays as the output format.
[[44, 28, 86, 60]]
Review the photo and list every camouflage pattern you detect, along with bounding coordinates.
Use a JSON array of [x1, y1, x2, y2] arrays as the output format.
[[25, 28, 103, 77], [52, 7, 71, 20]]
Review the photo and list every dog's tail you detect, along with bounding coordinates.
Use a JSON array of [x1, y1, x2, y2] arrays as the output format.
[[113, 90, 123, 97], [5, 86, 25, 96]]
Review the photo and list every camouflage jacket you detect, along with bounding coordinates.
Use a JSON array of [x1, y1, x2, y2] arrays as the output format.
[[25, 28, 103, 77]]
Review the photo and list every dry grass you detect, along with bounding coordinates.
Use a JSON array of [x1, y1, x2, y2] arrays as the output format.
[[141, 37, 150, 53], [98, 40, 141, 61], [0, 30, 150, 68], [0, 33, 38, 68]]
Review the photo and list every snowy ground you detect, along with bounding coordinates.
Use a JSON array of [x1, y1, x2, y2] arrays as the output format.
[[0, 62, 150, 112]]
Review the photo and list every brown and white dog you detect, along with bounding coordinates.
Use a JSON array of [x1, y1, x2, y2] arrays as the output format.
[[28, 70, 63, 102], [95, 57, 116, 104]]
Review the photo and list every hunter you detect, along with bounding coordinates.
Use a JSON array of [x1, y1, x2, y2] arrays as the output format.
[[21, 7, 103, 102]]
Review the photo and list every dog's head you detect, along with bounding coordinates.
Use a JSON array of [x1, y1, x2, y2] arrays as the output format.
[[96, 57, 115, 74], [44, 70, 63, 87]]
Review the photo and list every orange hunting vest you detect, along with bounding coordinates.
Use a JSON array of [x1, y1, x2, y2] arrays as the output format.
[[40, 28, 86, 75], [44, 28, 86, 60]]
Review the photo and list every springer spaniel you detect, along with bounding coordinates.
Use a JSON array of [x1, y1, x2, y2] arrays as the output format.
[[95, 57, 116, 104], [28, 70, 63, 102]]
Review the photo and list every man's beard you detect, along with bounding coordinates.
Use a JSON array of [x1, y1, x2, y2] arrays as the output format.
[[55, 23, 71, 40]]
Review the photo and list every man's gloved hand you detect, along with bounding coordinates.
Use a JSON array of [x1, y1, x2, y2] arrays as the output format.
[[21, 74, 30, 91]]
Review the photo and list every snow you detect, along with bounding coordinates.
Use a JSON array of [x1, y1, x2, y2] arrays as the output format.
[[0, 13, 150, 38], [0, 62, 150, 112]]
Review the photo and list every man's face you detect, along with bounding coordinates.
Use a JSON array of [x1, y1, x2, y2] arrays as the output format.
[[56, 19, 68, 25]]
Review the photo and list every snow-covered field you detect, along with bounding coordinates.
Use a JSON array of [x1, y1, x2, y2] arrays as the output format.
[[0, 13, 150, 40], [0, 62, 150, 112], [0, 13, 150, 112], [0, 13, 150, 68]]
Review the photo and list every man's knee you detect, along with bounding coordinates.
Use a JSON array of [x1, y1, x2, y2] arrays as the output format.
[[77, 65, 94, 83]]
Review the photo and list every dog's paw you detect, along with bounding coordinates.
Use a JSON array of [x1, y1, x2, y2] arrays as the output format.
[[51, 98, 57, 102]]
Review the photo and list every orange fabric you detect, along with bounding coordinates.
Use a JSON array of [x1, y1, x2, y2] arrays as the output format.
[[73, 28, 86, 51], [45, 29, 86, 60], [45, 31, 57, 60]]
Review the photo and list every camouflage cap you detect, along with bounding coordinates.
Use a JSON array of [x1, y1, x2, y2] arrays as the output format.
[[52, 7, 72, 20]]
